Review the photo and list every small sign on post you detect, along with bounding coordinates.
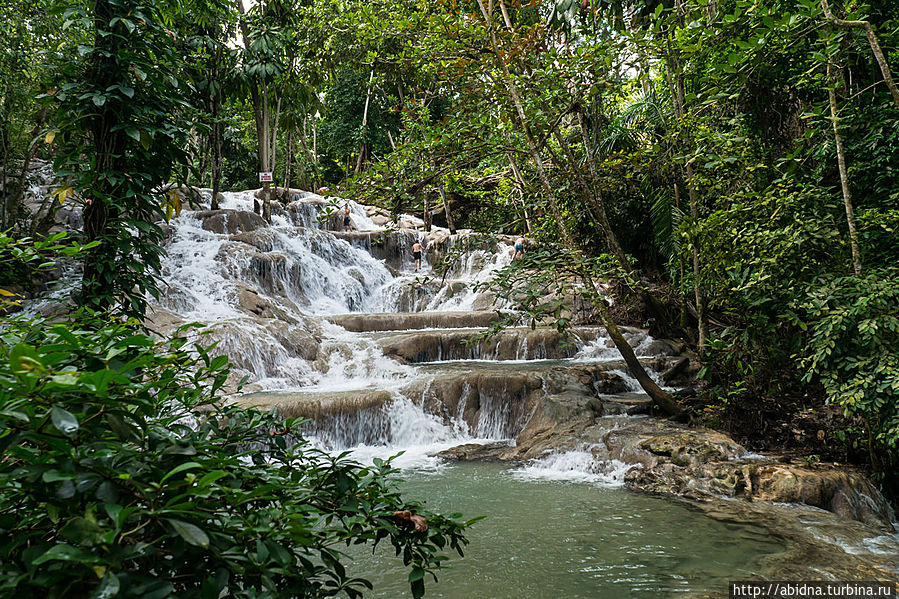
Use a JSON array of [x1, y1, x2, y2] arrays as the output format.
[[258, 171, 273, 183]]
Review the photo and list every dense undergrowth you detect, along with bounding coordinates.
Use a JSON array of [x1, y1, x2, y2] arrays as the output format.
[[0, 309, 471, 598]]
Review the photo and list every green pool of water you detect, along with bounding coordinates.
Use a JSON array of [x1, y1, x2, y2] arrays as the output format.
[[346, 462, 785, 598]]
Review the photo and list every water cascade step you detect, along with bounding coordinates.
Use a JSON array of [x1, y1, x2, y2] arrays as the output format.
[[325, 310, 504, 332]]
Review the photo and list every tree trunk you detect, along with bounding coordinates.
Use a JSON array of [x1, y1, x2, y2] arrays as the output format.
[[581, 272, 681, 416], [210, 110, 222, 210], [821, 0, 899, 109], [312, 117, 320, 190], [475, 0, 571, 246], [674, 183, 690, 331], [474, 0, 679, 412], [827, 61, 863, 274], [284, 128, 292, 200], [439, 180, 456, 234], [210, 45, 223, 211], [560, 108, 671, 332], [237, 0, 276, 219], [1, 141, 7, 229], [355, 69, 375, 176], [299, 114, 315, 189], [501, 129, 533, 233], [664, 40, 708, 351]]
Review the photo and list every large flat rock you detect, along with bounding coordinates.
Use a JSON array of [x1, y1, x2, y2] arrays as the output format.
[[373, 326, 604, 363], [325, 311, 505, 332], [237, 389, 392, 418]]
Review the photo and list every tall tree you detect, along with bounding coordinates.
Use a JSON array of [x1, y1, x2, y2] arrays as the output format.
[[50, 0, 192, 316]]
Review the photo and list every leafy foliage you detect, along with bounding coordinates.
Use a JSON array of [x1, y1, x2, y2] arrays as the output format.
[[0, 230, 97, 307], [0, 314, 470, 598], [47, 0, 193, 317], [802, 269, 899, 453]]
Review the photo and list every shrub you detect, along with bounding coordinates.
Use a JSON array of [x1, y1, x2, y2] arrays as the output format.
[[802, 268, 899, 463], [0, 314, 470, 598]]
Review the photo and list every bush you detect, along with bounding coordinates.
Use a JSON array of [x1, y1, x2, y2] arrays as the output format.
[[0, 314, 470, 598], [802, 268, 899, 460]]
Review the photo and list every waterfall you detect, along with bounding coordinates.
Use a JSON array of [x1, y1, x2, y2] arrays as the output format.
[[152, 190, 672, 471]]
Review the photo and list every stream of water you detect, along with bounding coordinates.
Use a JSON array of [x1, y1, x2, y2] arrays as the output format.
[[139, 189, 895, 593], [347, 462, 784, 599]]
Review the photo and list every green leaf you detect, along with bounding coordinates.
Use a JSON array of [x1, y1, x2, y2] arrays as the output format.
[[411, 576, 425, 599], [91, 571, 121, 599], [408, 567, 425, 582], [160, 461, 203, 483], [32, 543, 100, 565], [60, 517, 104, 547], [51, 406, 79, 437], [166, 519, 210, 548]]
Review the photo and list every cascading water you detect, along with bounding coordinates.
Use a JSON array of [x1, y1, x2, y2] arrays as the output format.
[[153, 189, 673, 472]]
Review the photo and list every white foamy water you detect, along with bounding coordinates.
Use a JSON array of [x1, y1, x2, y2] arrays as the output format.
[[511, 449, 633, 487]]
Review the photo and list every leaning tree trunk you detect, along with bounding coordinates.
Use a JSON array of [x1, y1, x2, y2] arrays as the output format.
[[548, 102, 672, 333], [827, 61, 863, 274], [474, 0, 679, 413], [581, 272, 681, 416]]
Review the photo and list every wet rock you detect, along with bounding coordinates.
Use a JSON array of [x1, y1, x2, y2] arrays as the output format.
[[747, 463, 894, 528], [638, 338, 682, 356], [368, 229, 420, 269], [365, 205, 391, 218], [236, 285, 269, 316], [403, 371, 542, 438], [661, 356, 701, 386], [239, 389, 392, 418], [590, 371, 628, 394], [377, 327, 603, 363], [435, 442, 514, 461], [594, 419, 895, 530], [693, 499, 899, 582], [245, 252, 304, 298], [257, 319, 318, 362], [471, 291, 498, 311], [326, 311, 505, 332], [144, 306, 185, 336], [660, 357, 689, 385], [198, 209, 267, 234], [635, 429, 744, 468], [500, 402, 897, 529], [599, 393, 652, 415], [231, 229, 277, 252]]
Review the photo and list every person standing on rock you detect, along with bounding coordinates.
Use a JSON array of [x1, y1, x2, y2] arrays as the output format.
[[343, 203, 352, 232], [412, 241, 423, 271], [513, 236, 526, 260]]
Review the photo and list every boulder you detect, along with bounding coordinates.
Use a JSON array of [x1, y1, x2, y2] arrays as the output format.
[[235, 284, 270, 316], [435, 442, 513, 461], [747, 463, 894, 528], [231, 229, 277, 252], [198, 209, 266, 234]]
